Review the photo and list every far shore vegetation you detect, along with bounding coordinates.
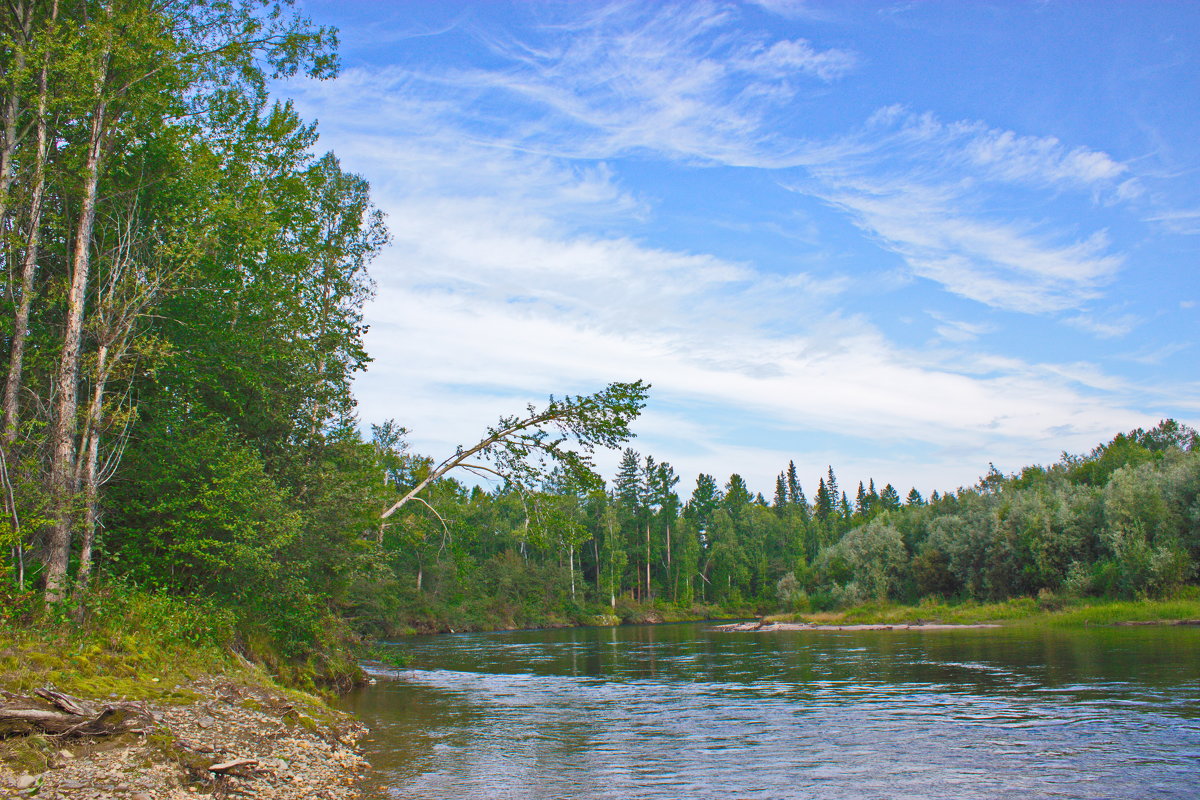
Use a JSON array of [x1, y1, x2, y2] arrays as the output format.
[[769, 591, 1200, 628]]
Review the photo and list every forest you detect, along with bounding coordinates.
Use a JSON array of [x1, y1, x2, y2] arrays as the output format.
[[3, 1, 1198, 679], [364, 419, 1200, 634]]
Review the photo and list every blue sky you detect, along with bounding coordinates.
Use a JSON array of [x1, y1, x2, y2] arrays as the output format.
[[282, 0, 1199, 497]]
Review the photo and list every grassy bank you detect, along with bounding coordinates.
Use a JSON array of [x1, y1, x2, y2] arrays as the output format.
[[381, 599, 757, 636], [768, 590, 1200, 628], [0, 585, 363, 700], [0, 586, 373, 794]]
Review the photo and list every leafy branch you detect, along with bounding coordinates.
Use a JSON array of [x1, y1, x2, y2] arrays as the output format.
[[380, 380, 649, 522]]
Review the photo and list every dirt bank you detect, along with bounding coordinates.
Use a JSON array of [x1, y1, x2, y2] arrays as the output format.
[[1, 678, 368, 799]]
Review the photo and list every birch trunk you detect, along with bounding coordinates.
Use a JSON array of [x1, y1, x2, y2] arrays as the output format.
[[44, 86, 108, 602], [3, 0, 55, 441], [0, 1, 30, 224], [73, 342, 109, 594], [644, 523, 651, 601]]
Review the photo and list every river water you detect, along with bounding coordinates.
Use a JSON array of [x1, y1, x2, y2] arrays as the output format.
[[341, 622, 1200, 799]]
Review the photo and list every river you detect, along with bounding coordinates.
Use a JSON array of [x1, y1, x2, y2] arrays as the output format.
[[340, 622, 1200, 799]]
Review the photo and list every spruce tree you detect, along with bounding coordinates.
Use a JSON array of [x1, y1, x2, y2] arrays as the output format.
[[615, 448, 643, 508], [880, 483, 901, 510], [773, 472, 788, 512], [786, 460, 801, 505], [687, 473, 720, 531], [814, 477, 830, 521], [825, 466, 840, 514]]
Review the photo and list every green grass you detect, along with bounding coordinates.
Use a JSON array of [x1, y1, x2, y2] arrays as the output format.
[[0, 584, 363, 702], [0, 584, 360, 772], [0, 589, 248, 701], [768, 590, 1200, 628]]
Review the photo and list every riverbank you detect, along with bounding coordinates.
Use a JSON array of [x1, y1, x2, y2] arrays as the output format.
[[766, 593, 1200, 628], [0, 590, 370, 798], [0, 678, 367, 799], [386, 601, 756, 636]]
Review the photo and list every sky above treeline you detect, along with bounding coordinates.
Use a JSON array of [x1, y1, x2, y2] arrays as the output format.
[[283, 0, 1199, 497]]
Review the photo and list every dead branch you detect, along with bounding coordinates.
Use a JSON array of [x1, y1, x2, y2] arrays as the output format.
[[0, 689, 154, 737]]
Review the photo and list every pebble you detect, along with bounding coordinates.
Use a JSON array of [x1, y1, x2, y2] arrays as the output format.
[[1, 678, 367, 800]]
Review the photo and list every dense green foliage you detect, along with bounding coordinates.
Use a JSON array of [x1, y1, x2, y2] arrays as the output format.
[[0, 0, 396, 672], [364, 420, 1199, 633]]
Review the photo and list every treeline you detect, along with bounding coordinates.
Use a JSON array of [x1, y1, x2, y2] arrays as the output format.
[[367, 420, 1200, 633], [0, 1, 397, 665]]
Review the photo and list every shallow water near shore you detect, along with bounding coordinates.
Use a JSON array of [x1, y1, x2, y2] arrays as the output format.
[[340, 622, 1200, 799]]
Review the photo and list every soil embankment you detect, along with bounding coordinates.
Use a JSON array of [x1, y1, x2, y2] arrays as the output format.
[[0, 678, 367, 799]]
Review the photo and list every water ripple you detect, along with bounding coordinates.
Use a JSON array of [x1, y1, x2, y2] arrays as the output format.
[[348, 623, 1200, 800]]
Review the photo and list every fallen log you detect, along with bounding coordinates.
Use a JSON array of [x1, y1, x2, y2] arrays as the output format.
[[35, 688, 96, 716], [0, 690, 154, 737]]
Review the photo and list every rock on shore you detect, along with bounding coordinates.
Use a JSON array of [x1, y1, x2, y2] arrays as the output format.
[[0, 678, 368, 800]]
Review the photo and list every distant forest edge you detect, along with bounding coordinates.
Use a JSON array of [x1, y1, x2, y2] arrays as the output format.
[[358, 418, 1200, 635], [2, 3, 1198, 679]]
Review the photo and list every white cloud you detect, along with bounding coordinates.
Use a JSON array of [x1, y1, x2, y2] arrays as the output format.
[[928, 312, 993, 343], [349, 186, 1150, 492], [736, 38, 858, 81], [296, 1, 856, 169], [1063, 312, 1141, 339], [1145, 207, 1200, 235], [789, 109, 1131, 312], [743, 0, 827, 21], [278, 2, 1180, 492]]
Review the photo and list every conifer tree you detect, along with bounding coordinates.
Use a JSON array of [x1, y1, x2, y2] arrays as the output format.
[[786, 460, 805, 508], [814, 477, 830, 521], [773, 472, 788, 512], [826, 467, 840, 514], [880, 483, 902, 510]]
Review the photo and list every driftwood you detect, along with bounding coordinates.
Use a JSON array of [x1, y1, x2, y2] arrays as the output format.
[[0, 689, 154, 737], [209, 758, 258, 773]]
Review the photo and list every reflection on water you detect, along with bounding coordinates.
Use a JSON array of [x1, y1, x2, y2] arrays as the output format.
[[340, 624, 1200, 799]]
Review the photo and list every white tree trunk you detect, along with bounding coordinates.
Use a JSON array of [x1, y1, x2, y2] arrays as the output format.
[[45, 92, 107, 603]]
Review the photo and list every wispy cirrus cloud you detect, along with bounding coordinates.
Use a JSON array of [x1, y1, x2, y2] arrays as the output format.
[[743, 0, 828, 21], [787, 107, 1131, 313], [279, 0, 1190, 490], [928, 312, 994, 343], [1064, 312, 1141, 339], [344, 171, 1153, 490], [319, 1, 856, 167]]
